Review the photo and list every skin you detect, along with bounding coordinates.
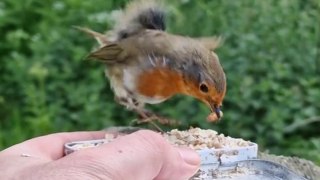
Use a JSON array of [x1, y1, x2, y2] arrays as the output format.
[[0, 130, 200, 180]]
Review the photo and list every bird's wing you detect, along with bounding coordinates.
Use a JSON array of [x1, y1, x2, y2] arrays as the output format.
[[87, 43, 126, 64], [87, 31, 167, 64], [86, 30, 196, 64]]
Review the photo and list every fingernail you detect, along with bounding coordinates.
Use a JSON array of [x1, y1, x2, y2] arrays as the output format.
[[177, 147, 200, 166]]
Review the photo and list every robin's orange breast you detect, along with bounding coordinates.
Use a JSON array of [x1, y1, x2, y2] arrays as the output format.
[[136, 67, 185, 100]]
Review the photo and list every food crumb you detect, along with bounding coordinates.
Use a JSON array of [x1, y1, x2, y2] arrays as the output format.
[[207, 111, 223, 122]]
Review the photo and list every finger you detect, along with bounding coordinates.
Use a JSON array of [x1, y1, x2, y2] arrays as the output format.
[[2, 131, 105, 160], [156, 146, 200, 180], [63, 130, 200, 180]]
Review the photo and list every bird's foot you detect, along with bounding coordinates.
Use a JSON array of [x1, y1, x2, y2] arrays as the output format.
[[133, 109, 180, 126], [115, 96, 180, 130]]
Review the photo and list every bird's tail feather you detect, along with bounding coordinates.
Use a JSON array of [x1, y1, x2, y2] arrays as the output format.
[[112, 0, 166, 40]]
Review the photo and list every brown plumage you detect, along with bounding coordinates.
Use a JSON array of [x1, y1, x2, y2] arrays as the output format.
[[77, 0, 226, 123]]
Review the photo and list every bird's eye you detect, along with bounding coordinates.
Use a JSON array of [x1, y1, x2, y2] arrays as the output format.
[[199, 83, 209, 93]]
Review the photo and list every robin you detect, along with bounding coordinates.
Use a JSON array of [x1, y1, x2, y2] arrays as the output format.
[[77, 0, 226, 124]]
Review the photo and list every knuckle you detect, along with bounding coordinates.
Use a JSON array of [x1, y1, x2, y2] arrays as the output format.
[[134, 130, 168, 152], [68, 152, 119, 180]]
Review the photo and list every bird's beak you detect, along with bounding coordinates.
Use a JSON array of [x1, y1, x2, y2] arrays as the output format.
[[209, 103, 222, 119]]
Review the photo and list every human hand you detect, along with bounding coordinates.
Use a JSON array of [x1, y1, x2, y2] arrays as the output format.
[[0, 130, 200, 180]]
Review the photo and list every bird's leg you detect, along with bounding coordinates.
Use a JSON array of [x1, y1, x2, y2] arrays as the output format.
[[133, 108, 180, 126], [135, 109, 168, 124], [114, 96, 165, 132], [131, 108, 165, 133], [115, 96, 179, 130]]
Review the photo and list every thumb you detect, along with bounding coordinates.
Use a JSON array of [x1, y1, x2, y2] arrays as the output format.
[[62, 130, 200, 180]]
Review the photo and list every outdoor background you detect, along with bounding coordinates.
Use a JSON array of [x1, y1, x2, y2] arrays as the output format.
[[0, 0, 319, 164]]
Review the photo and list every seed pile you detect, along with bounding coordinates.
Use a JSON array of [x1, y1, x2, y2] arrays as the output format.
[[163, 128, 251, 150]]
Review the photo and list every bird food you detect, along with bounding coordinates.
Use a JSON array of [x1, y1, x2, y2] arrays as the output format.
[[163, 128, 251, 150], [207, 111, 223, 122]]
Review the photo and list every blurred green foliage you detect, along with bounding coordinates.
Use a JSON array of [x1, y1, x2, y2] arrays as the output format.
[[0, 0, 319, 164]]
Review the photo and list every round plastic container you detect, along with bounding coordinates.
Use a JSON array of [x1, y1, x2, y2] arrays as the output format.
[[193, 142, 258, 179]]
